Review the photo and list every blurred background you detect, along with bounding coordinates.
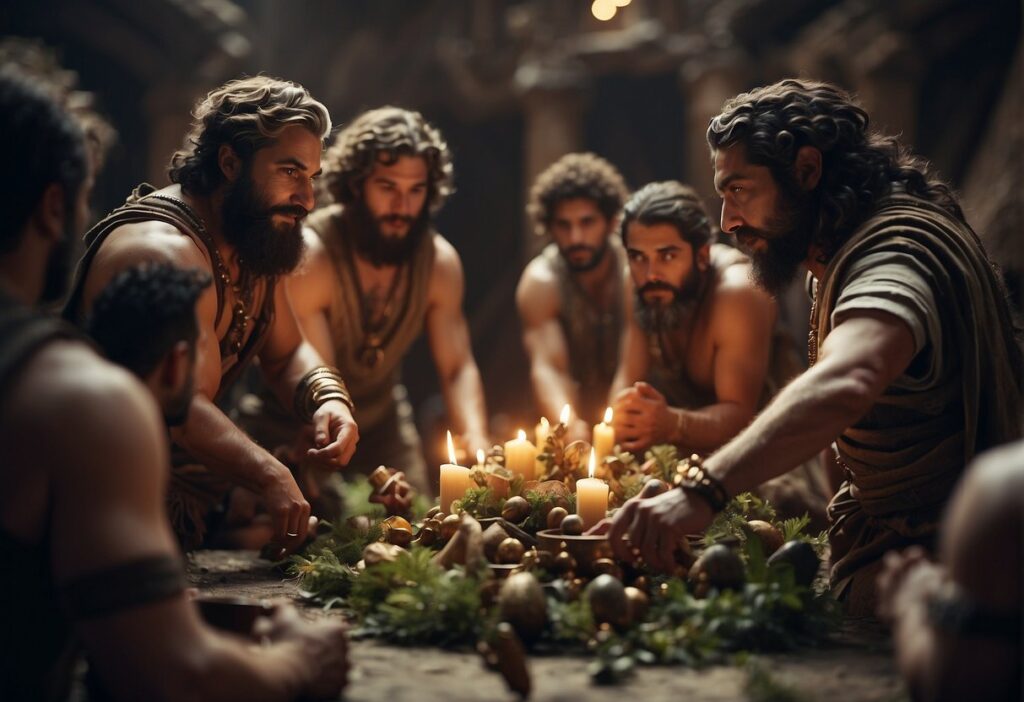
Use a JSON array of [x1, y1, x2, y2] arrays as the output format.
[[3, 0, 1021, 464]]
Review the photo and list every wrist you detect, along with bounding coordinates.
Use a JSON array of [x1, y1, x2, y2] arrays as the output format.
[[664, 407, 686, 444], [673, 453, 730, 514]]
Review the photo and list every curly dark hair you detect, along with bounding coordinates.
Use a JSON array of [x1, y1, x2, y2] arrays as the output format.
[[707, 78, 965, 259], [527, 152, 629, 236], [0, 68, 87, 254], [322, 106, 454, 213], [169, 76, 331, 196], [620, 181, 712, 250], [87, 263, 212, 378]]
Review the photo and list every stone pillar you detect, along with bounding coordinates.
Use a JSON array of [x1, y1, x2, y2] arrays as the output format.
[[519, 75, 587, 260]]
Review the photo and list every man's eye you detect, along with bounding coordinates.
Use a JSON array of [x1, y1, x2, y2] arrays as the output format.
[[662, 252, 676, 262], [283, 168, 297, 177], [730, 185, 744, 194]]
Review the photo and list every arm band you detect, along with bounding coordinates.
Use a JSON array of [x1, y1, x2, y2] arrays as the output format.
[[673, 453, 730, 514], [293, 365, 355, 423], [58, 555, 187, 620]]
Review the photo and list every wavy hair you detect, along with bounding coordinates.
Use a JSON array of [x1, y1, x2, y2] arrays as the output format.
[[322, 106, 453, 213], [707, 78, 965, 258], [528, 152, 629, 236], [620, 181, 712, 250], [169, 76, 331, 196]]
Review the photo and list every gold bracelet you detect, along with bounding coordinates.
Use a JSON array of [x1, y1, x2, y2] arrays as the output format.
[[673, 453, 730, 513], [294, 366, 354, 422]]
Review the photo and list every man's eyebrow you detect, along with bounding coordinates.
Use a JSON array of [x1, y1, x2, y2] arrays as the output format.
[[656, 244, 682, 253], [276, 157, 321, 176], [715, 173, 744, 194]]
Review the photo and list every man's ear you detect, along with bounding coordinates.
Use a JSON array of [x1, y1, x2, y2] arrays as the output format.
[[794, 146, 822, 191], [696, 242, 711, 272], [161, 340, 192, 391], [33, 183, 67, 243], [218, 144, 242, 183]]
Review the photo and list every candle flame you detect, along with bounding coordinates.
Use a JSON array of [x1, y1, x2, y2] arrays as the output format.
[[447, 430, 457, 465], [476, 448, 485, 466], [588, 447, 596, 479], [603, 406, 613, 424], [517, 428, 526, 441], [540, 416, 549, 429], [560, 404, 571, 425]]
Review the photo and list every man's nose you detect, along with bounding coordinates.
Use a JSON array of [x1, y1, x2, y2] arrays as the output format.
[[293, 177, 315, 212], [720, 200, 742, 234]]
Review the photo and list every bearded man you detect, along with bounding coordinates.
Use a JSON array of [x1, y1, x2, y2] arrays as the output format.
[[516, 153, 630, 440], [601, 79, 1022, 617], [64, 76, 359, 554], [273, 106, 489, 492]]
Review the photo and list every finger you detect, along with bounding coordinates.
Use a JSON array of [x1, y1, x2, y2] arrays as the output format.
[[586, 518, 612, 536], [634, 381, 663, 400], [608, 501, 638, 561], [312, 409, 330, 448], [630, 504, 652, 568]]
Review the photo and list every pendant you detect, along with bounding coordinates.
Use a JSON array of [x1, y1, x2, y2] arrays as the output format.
[[360, 345, 384, 369]]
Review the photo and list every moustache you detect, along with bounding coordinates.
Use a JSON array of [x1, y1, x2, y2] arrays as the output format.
[[267, 205, 309, 219], [379, 214, 415, 227], [563, 244, 597, 257], [638, 281, 681, 298]]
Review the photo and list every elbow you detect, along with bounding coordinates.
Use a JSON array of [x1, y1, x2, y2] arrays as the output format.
[[827, 365, 883, 418]]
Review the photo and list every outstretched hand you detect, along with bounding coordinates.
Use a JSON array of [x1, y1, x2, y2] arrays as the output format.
[[306, 399, 359, 468]]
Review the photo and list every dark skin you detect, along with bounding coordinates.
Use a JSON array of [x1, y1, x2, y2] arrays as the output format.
[[593, 145, 918, 576], [0, 178, 349, 701], [77, 125, 359, 555]]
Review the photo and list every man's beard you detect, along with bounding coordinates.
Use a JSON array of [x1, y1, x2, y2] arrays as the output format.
[[633, 265, 708, 335], [164, 364, 195, 427], [559, 240, 608, 273], [221, 168, 307, 277], [737, 186, 815, 296], [346, 199, 430, 267], [39, 220, 79, 305]]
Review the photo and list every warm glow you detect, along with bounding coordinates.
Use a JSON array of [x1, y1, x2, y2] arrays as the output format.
[[560, 404, 571, 425], [517, 428, 526, 441], [603, 406, 613, 424], [588, 448, 596, 479], [540, 416, 549, 430], [447, 430, 457, 465], [591, 0, 616, 21], [613, 0, 631, 6], [477, 449, 485, 466]]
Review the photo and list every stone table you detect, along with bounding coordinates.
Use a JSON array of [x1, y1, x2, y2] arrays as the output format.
[[189, 550, 907, 702]]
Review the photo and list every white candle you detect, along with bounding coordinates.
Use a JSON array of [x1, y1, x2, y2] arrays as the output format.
[[559, 403, 571, 427], [592, 406, 615, 463], [440, 430, 470, 513], [534, 416, 550, 448], [504, 429, 538, 481], [576, 448, 609, 529]]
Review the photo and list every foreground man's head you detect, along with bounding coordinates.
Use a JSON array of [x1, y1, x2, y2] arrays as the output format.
[[528, 152, 628, 273], [169, 76, 332, 276], [323, 106, 453, 266]]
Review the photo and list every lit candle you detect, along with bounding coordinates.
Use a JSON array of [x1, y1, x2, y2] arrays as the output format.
[[534, 416, 550, 449], [576, 448, 609, 529], [440, 430, 471, 513], [504, 429, 538, 481], [559, 404, 571, 427], [475, 448, 486, 469], [592, 406, 615, 463]]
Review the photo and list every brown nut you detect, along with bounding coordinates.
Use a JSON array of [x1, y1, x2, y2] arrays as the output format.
[[591, 558, 622, 580], [425, 505, 442, 519], [546, 506, 569, 531], [625, 586, 649, 624], [440, 513, 462, 541], [535, 549, 554, 570], [413, 524, 439, 547], [496, 537, 526, 564], [553, 550, 577, 575], [501, 496, 530, 523], [559, 514, 584, 536], [482, 522, 511, 562], [746, 520, 785, 556], [386, 527, 413, 548]]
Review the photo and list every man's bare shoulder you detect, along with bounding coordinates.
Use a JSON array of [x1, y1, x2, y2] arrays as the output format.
[[294, 226, 331, 279], [430, 234, 466, 283], [96, 221, 210, 271], [708, 246, 774, 326], [515, 253, 560, 315], [8, 340, 163, 457]]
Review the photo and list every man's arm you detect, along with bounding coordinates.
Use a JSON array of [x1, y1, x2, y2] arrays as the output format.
[[601, 309, 917, 571], [34, 344, 347, 702], [285, 228, 336, 364], [79, 224, 315, 552], [515, 258, 589, 439], [425, 236, 489, 453], [607, 274, 649, 401]]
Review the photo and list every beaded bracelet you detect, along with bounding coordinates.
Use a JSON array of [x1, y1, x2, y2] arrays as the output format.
[[672, 453, 730, 514], [293, 366, 355, 423]]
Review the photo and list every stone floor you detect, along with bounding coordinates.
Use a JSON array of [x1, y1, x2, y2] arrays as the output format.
[[189, 550, 908, 702]]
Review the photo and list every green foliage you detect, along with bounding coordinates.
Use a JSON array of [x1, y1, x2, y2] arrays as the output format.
[[644, 444, 680, 483], [522, 489, 577, 533], [455, 485, 504, 518], [348, 547, 484, 646], [743, 658, 812, 702], [287, 549, 357, 602]]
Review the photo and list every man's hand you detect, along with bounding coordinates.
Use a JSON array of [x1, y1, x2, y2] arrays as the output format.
[[876, 546, 945, 624], [306, 399, 359, 468], [260, 464, 313, 557], [589, 487, 714, 573], [253, 604, 349, 699], [612, 382, 675, 451]]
